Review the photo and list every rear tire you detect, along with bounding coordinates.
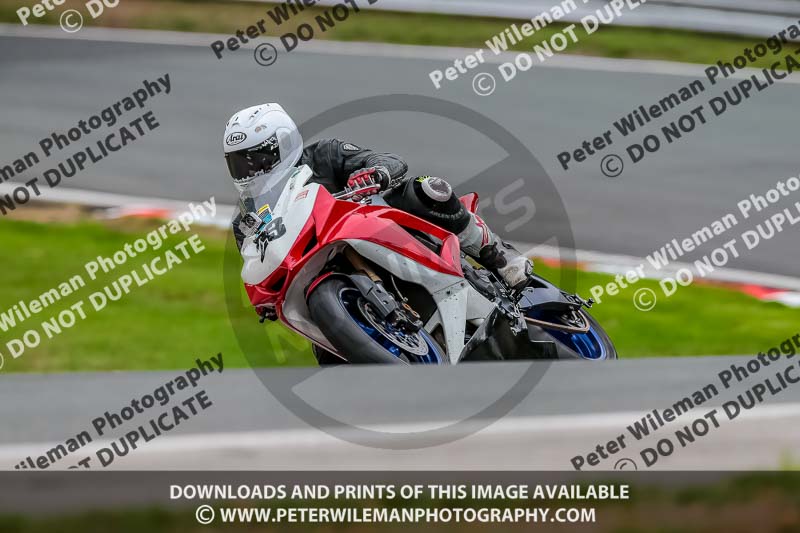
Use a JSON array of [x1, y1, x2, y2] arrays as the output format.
[[308, 277, 444, 365], [528, 311, 618, 360]]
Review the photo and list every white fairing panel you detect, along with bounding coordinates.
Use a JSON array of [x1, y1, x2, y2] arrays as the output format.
[[282, 243, 345, 353], [239, 166, 339, 351], [241, 166, 318, 286], [346, 240, 494, 364], [239, 166, 498, 362]]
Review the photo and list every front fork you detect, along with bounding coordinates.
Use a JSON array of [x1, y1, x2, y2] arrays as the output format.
[[344, 247, 423, 333]]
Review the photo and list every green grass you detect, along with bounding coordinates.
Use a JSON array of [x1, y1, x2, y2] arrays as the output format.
[[544, 261, 800, 358], [0, 218, 798, 373], [0, 218, 315, 373], [2, 0, 794, 69]]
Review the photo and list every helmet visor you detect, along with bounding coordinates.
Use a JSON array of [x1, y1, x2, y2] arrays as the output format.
[[225, 134, 282, 183]]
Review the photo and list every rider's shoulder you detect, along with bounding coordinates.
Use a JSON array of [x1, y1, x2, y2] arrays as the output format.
[[313, 138, 364, 152], [303, 139, 368, 160]]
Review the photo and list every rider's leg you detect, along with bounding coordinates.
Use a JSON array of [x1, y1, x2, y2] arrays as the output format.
[[457, 211, 533, 290], [384, 176, 533, 289]]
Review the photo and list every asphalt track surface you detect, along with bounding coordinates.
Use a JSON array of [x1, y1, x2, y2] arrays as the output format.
[[1, 27, 799, 278], [2, 28, 800, 470], [3, 357, 800, 469]]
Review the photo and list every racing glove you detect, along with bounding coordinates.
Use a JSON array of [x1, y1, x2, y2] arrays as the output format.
[[346, 166, 391, 194]]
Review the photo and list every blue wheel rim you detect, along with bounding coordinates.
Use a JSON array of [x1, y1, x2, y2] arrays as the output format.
[[527, 310, 607, 360], [339, 288, 443, 364], [548, 328, 607, 360]]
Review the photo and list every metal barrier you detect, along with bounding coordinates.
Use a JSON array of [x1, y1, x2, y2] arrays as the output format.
[[245, 0, 800, 39]]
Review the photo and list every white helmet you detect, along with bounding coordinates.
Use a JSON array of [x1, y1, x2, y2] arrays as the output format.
[[222, 103, 303, 193]]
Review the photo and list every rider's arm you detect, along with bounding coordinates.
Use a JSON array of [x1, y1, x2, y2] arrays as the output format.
[[302, 139, 408, 191]]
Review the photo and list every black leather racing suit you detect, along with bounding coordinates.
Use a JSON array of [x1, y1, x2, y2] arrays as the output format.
[[233, 138, 471, 249]]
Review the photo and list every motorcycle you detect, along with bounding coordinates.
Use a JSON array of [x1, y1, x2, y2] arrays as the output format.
[[238, 165, 617, 365]]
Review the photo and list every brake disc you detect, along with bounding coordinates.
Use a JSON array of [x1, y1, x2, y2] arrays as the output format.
[[357, 298, 429, 356]]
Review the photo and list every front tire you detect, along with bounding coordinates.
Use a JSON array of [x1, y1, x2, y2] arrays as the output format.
[[311, 345, 347, 366], [308, 278, 444, 365]]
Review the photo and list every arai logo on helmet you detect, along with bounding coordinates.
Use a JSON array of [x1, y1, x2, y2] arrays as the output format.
[[226, 132, 247, 146]]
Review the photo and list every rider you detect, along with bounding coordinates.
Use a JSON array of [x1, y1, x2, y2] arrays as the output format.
[[223, 103, 533, 289]]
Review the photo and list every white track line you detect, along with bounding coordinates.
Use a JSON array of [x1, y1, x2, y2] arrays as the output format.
[[0, 183, 237, 228], [3, 23, 800, 83], [517, 242, 800, 292], [5, 182, 800, 291], [0, 182, 225, 212], [3, 402, 800, 469]]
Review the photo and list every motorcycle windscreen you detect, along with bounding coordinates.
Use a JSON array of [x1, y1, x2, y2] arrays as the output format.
[[238, 166, 296, 219]]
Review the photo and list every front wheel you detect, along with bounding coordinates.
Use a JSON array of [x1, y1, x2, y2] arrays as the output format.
[[308, 278, 445, 365]]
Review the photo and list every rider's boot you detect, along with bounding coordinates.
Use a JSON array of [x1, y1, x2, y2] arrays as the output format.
[[458, 213, 533, 290]]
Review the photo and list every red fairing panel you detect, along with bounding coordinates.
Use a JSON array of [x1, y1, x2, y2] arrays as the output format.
[[244, 186, 463, 309], [312, 187, 462, 277]]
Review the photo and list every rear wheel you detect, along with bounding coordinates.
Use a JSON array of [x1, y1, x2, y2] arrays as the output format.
[[526, 310, 617, 360], [308, 278, 445, 365]]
